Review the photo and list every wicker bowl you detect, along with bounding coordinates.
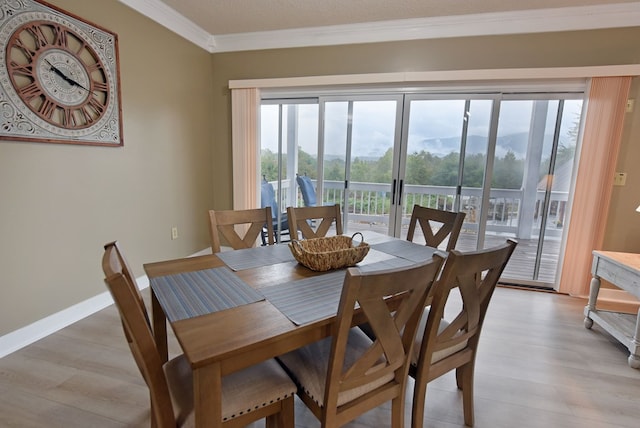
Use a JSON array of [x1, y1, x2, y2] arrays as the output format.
[[288, 233, 370, 272]]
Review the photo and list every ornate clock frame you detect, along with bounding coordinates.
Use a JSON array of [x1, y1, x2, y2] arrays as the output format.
[[0, 0, 123, 146]]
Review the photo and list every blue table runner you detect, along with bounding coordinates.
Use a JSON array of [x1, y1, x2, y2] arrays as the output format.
[[150, 267, 264, 322], [216, 244, 295, 271], [371, 239, 438, 263], [260, 270, 347, 326]]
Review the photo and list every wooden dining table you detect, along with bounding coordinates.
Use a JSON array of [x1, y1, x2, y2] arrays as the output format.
[[143, 231, 438, 428]]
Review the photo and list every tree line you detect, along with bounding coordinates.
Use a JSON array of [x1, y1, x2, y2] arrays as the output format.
[[262, 143, 575, 190]]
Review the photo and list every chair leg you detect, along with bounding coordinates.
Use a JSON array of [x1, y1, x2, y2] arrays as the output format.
[[459, 363, 475, 427], [391, 396, 404, 428], [150, 392, 158, 428], [266, 395, 295, 428], [411, 375, 428, 428]]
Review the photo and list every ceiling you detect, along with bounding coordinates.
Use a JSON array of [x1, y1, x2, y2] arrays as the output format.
[[120, 0, 640, 52]]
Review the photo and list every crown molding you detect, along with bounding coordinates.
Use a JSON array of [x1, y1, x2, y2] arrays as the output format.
[[118, 0, 215, 51], [229, 65, 640, 90], [120, 1, 640, 53]]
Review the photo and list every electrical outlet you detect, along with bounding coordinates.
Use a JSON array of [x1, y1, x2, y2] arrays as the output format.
[[627, 99, 635, 113], [613, 172, 627, 186], [171, 226, 179, 240]]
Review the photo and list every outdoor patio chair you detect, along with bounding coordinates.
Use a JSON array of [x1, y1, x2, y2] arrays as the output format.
[[296, 173, 317, 207], [260, 178, 290, 244]]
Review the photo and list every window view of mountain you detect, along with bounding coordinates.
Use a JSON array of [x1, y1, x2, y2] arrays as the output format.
[[262, 131, 575, 191]]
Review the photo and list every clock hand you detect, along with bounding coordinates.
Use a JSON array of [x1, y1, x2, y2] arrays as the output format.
[[44, 59, 91, 93]]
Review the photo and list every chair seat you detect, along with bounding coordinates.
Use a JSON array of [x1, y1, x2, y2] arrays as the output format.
[[278, 328, 394, 408], [165, 355, 296, 426], [413, 308, 468, 366]]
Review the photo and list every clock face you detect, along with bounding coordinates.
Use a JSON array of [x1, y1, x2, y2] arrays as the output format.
[[7, 20, 110, 129], [0, 0, 122, 146]]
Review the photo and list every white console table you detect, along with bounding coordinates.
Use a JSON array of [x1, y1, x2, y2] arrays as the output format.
[[584, 250, 640, 368]]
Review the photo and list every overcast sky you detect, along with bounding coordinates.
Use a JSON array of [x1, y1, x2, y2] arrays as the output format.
[[261, 98, 583, 159]]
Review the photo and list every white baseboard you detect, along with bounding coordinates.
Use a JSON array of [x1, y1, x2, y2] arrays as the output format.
[[0, 247, 211, 359], [0, 275, 150, 359]]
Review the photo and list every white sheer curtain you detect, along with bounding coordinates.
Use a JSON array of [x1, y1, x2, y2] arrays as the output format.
[[231, 88, 261, 210]]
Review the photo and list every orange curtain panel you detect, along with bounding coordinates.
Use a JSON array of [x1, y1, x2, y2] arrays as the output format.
[[231, 88, 261, 210], [559, 76, 632, 296]]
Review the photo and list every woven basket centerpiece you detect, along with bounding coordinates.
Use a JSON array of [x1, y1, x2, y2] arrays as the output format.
[[288, 232, 370, 272]]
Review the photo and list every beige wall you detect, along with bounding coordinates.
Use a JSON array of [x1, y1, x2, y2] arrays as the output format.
[[2, 0, 640, 339], [605, 78, 640, 253], [0, 0, 215, 335]]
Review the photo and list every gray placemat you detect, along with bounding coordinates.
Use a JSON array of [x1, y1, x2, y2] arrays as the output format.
[[371, 240, 438, 263], [356, 230, 394, 245], [357, 252, 415, 272], [150, 267, 264, 322], [216, 244, 295, 271], [260, 271, 346, 325]]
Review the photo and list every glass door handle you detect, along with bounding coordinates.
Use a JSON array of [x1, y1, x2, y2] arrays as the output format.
[[391, 178, 397, 205]]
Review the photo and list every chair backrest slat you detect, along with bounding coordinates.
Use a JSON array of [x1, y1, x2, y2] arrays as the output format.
[[324, 254, 446, 412], [410, 239, 517, 427], [406, 205, 466, 251], [208, 207, 274, 253], [102, 241, 149, 327], [102, 242, 175, 427], [287, 204, 342, 240], [420, 239, 517, 371]]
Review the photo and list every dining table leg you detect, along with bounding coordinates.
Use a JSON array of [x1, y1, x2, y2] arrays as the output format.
[[151, 289, 168, 363], [194, 362, 222, 427]]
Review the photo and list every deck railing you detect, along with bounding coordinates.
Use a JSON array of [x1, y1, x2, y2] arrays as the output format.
[[270, 179, 568, 239]]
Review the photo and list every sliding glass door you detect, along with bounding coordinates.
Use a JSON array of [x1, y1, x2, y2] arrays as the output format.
[[260, 100, 318, 240], [398, 97, 494, 249], [260, 89, 584, 288], [484, 97, 582, 285], [320, 96, 403, 235]]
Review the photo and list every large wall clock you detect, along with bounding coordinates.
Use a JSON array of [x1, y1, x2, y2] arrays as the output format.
[[0, 0, 123, 146]]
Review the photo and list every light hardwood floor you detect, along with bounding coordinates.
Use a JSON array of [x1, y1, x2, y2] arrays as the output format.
[[1, 286, 639, 427]]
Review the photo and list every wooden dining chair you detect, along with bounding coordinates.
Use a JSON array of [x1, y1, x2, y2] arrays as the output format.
[[102, 241, 296, 428], [208, 207, 274, 253], [277, 253, 446, 428], [287, 204, 343, 240], [406, 204, 466, 251], [410, 239, 517, 428]]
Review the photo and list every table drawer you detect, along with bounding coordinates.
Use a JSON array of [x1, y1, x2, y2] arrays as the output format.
[[594, 257, 640, 299]]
